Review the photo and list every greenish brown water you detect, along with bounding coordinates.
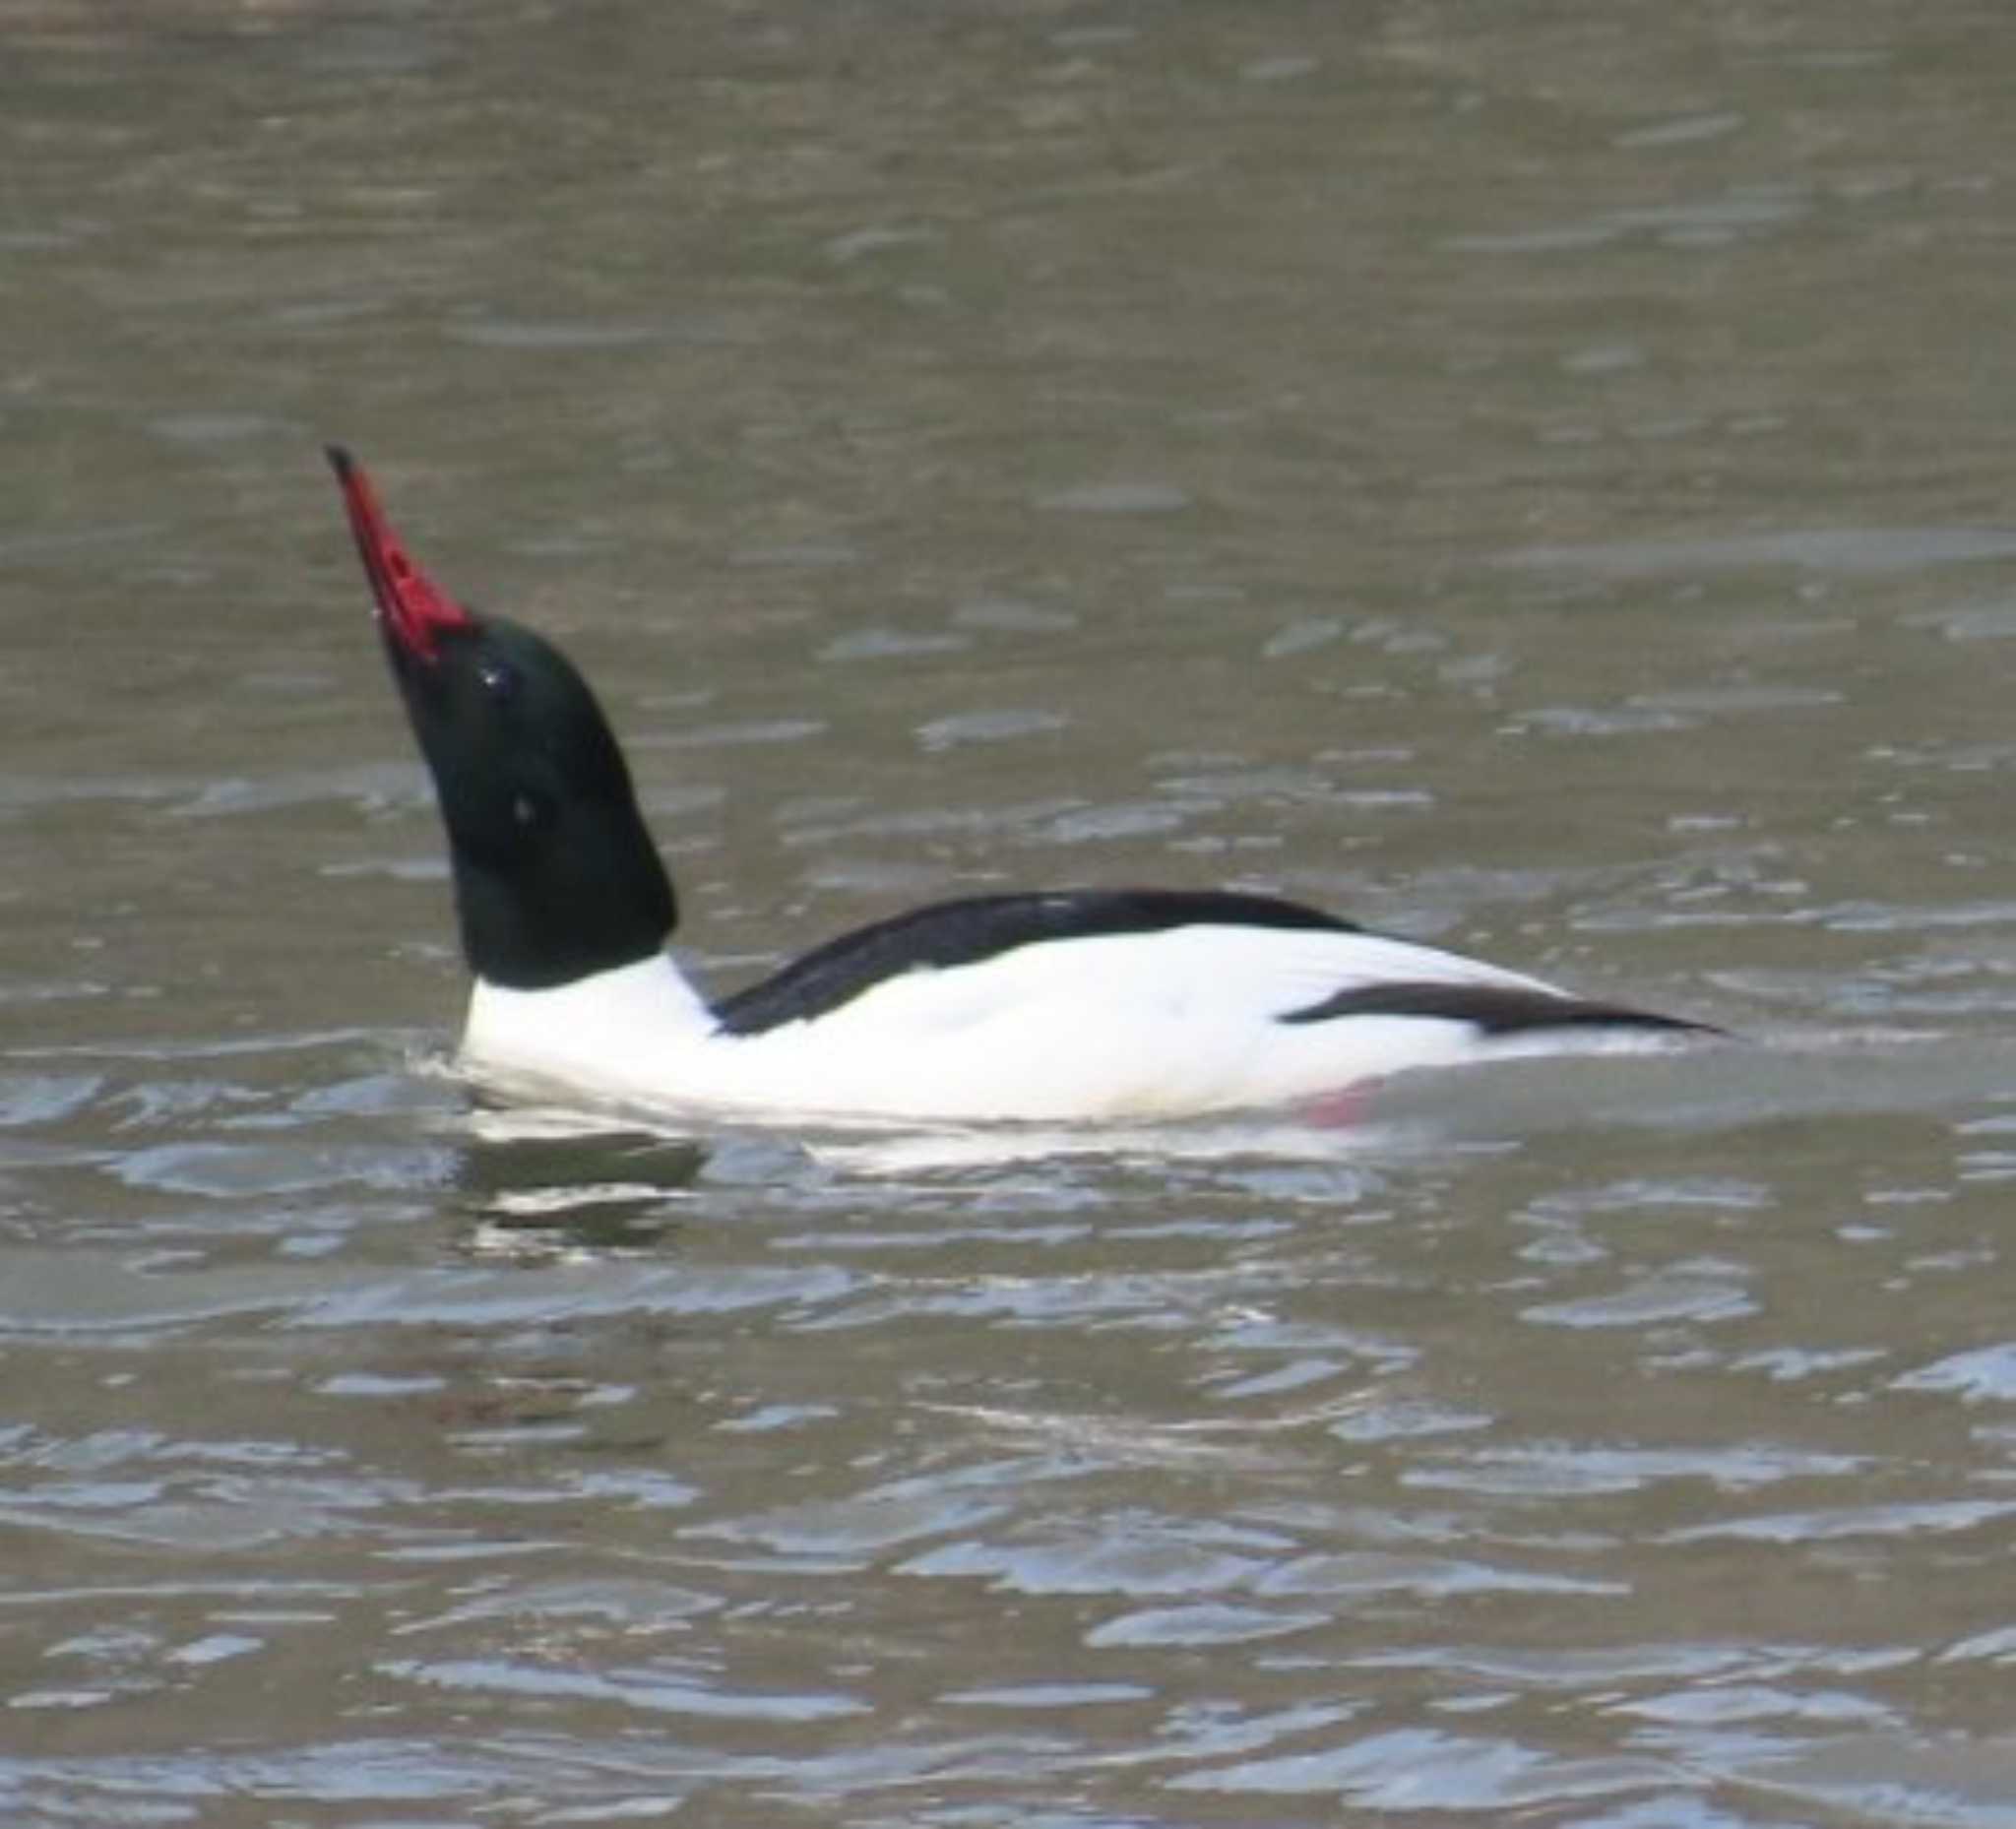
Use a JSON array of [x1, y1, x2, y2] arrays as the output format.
[[9, 4, 2016, 1822]]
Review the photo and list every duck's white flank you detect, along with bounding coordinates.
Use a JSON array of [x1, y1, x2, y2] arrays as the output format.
[[460, 922, 1673, 1125]]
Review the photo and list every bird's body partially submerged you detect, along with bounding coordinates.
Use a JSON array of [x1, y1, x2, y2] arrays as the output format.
[[328, 448, 1715, 1127]]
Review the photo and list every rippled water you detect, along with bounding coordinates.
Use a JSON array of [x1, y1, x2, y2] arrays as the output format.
[[10, 3, 2016, 1823]]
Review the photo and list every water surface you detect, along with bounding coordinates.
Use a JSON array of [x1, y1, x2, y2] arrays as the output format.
[[8, 3, 2016, 1823]]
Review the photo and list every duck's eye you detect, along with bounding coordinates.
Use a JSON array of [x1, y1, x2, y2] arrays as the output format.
[[477, 659, 520, 701]]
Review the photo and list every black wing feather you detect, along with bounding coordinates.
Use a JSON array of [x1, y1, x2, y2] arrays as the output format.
[[1278, 979, 1719, 1038], [714, 889, 1358, 1037]]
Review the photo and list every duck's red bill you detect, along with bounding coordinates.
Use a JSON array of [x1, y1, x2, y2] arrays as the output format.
[[326, 445, 475, 662]]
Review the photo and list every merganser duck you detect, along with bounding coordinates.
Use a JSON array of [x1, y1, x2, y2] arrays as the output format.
[[327, 447, 1714, 1125]]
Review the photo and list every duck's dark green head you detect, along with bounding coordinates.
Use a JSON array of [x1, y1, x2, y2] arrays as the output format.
[[327, 446, 675, 989]]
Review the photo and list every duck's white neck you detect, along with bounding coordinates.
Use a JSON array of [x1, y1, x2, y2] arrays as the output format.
[[463, 952, 715, 1084]]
